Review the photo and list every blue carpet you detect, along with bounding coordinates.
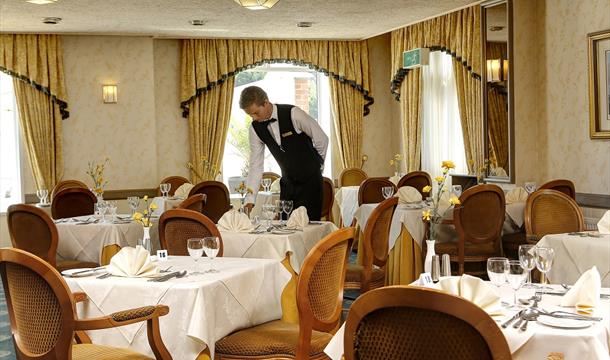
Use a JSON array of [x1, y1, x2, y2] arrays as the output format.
[[342, 251, 361, 321], [0, 283, 15, 359]]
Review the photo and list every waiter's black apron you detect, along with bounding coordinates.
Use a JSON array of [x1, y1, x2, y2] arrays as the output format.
[[251, 104, 323, 220]]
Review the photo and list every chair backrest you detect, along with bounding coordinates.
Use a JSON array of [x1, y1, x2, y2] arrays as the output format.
[[539, 179, 576, 199], [178, 194, 207, 214], [343, 286, 511, 360], [7, 204, 58, 268], [321, 177, 335, 222], [0, 248, 77, 359], [358, 178, 396, 206], [158, 209, 223, 257], [157, 176, 190, 196], [396, 171, 432, 197], [50, 179, 88, 200], [340, 168, 367, 187], [525, 189, 584, 241], [362, 197, 398, 272], [51, 188, 97, 220], [188, 181, 231, 223], [259, 172, 281, 191], [296, 227, 354, 356]]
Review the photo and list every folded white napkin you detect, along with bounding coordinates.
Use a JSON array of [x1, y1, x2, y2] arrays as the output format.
[[174, 183, 194, 199], [506, 187, 528, 204], [270, 178, 281, 193], [286, 206, 309, 229], [396, 186, 422, 204], [107, 246, 159, 277], [389, 175, 401, 186], [597, 210, 610, 234], [561, 266, 601, 315], [218, 209, 253, 232], [437, 275, 502, 315], [491, 167, 508, 177]]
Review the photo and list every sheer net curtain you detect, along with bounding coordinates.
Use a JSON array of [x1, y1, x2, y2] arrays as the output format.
[[421, 52, 467, 179]]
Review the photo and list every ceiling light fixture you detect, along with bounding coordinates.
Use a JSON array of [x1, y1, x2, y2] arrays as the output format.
[[297, 22, 312, 28], [26, 0, 58, 4], [234, 0, 280, 10], [42, 17, 62, 24], [189, 19, 206, 26]]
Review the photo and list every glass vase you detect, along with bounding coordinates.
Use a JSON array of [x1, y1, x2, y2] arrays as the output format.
[[140, 226, 152, 254], [424, 240, 436, 273]]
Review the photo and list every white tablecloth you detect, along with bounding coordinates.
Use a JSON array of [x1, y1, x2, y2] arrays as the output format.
[[66, 256, 290, 359], [220, 221, 337, 273], [538, 233, 610, 287], [335, 186, 359, 226], [230, 192, 279, 218], [56, 216, 142, 263], [325, 284, 610, 360]]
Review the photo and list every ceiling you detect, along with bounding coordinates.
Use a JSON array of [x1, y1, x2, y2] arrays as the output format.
[[0, 0, 479, 40]]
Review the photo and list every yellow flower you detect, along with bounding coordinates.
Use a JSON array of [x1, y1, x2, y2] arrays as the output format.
[[449, 195, 461, 205], [422, 210, 431, 221], [394, 154, 402, 160], [389, 159, 395, 166], [434, 176, 444, 184], [442, 160, 455, 169], [133, 212, 143, 220], [422, 185, 432, 193], [143, 195, 148, 201], [468, 159, 475, 166], [150, 203, 158, 210], [143, 209, 148, 215]]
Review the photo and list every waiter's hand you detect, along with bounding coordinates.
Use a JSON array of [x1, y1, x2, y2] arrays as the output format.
[[244, 203, 255, 214]]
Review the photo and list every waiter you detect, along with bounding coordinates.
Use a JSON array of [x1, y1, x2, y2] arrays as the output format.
[[241, 86, 328, 220]]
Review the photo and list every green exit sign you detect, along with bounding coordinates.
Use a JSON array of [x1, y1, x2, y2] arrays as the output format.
[[403, 48, 430, 69]]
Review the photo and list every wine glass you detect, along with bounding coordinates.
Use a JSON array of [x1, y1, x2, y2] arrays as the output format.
[[524, 182, 537, 195], [487, 257, 509, 294], [261, 178, 272, 192], [275, 200, 284, 223], [382, 186, 395, 199], [507, 260, 527, 309], [282, 200, 293, 225], [452, 185, 462, 197], [519, 244, 537, 289], [107, 201, 118, 223], [36, 189, 48, 205], [262, 204, 276, 229], [203, 236, 220, 273], [160, 183, 171, 198], [96, 200, 108, 223], [187, 238, 204, 275], [127, 196, 140, 216], [535, 246, 555, 295]]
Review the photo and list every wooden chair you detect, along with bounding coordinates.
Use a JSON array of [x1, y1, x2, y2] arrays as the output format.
[[0, 248, 172, 360], [215, 227, 355, 360], [339, 167, 367, 187], [525, 189, 584, 243], [436, 184, 505, 276], [343, 286, 511, 360], [158, 209, 223, 257], [321, 177, 334, 222], [51, 179, 88, 200], [51, 188, 97, 220], [7, 204, 100, 272], [178, 194, 207, 214], [188, 181, 231, 223], [345, 197, 397, 293], [358, 177, 396, 206], [157, 176, 189, 196], [539, 179, 576, 199], [396, 171, 432, 197], [259, 172, 281, 191]]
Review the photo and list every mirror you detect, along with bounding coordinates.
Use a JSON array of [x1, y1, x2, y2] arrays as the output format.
[[482, 0, 514, 183]]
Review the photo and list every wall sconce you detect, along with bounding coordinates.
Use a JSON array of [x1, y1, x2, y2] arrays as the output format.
[[102, 85, 117, 104], [486, 59, 509, 83], [233, 0, 280, 10]]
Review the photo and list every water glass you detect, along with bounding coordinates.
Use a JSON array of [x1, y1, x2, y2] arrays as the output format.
[[261, 178, 272, 192], [524, 182, 537, 194], [275, 200, 284, 222], [282, 200, 293, 224], [96, 200, 108, 222], [107, 201, 118, 222], [187, 238, 204, 275], [36, 189, 48, 205], [382, 186, 395, 199], [487, 257, 509, 291], [127, 196, 140, 216], [535, 246, 555, 294], [518, 244, 537, 288], [507, 260, 527, 308], [203, 236, 220, 273], [262, 204, 276, 228], [160, 183, 171, 197], [452, 185, 462, 197]]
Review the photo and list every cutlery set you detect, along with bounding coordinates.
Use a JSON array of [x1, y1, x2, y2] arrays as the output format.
[[148, 270, 188, 282]]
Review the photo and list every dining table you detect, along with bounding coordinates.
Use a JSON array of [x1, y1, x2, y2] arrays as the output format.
[[229, 191, 279, 218], [334, 186, 360, 226], [66, 256, 290, 360]]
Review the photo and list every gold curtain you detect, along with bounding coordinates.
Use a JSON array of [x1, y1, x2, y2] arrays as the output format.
[[486, 42, 508, 170], [181, 39, 372, 178], [0, 34, 67, 189], [390, 6, 482, 172]]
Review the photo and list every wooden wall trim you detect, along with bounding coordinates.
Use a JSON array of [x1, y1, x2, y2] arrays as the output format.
[[24, 188, 158, 204], [576, 192, 610, 209]]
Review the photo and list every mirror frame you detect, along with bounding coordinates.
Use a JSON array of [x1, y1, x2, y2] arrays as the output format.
[[481, 0, 515, 183]]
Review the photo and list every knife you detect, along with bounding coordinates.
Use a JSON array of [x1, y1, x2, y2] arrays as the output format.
[[71, 266, 106, 275], [501, 310, 523, 329], [539, 291, 610, 299]]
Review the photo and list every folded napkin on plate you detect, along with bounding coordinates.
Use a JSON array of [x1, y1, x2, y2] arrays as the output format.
[[597, 210, 610, 234], [395, 186, 422, 204], [286, 206, 309, 229], [561, 266, 601, 315], [174, 183, 194, 199], [506, 187, 528, 204], [389, 175, 401, 186], [270, 178, 281, 193], [437, 275, 502, 315], [218, 209, 253, 232], [107, 246, 158, 277]]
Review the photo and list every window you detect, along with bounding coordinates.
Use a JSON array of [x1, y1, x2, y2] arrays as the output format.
[[222, 63, 332, 189], [421, 52, 468, 179], [0, 72, 22, 212]]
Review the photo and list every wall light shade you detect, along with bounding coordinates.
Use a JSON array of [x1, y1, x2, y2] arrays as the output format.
[[26, 0, 58, 4], [486, 59, 509, 83], [234, 0, 280, 10], [102, 85, 117, 104]]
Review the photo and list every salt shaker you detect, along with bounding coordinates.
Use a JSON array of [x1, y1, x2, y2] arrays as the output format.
[[431, 255, 440, 283], [441, 254, 451, 277]]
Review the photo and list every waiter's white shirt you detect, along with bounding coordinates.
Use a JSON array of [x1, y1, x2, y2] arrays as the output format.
[[245, 104, 328, 204]]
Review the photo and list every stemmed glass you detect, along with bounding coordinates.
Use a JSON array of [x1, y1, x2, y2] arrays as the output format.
[[524, 182, 537, 195], [187, 238, 204, 275], [160, 183, 171, 198], [96, 200, 108, 222], [282, 200, 293, 225], [261, 178, 272, 192], [203, 236, 220, 273], [507, 260, 528, 309], [519, 244, 537, 289], [452, 185, 462, 197], [382, 186, 395, 199], [535, 246, 555, 295], [262, 204, 276, 229], [107, 201, 118, 223], [36, 189, 48, 205], [127, 196, 140, 216], [275, 200, 284, 224], [487, 257, 509, 296]]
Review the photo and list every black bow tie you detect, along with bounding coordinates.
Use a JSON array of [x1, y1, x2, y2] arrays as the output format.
[[266, 118, 277, 123]]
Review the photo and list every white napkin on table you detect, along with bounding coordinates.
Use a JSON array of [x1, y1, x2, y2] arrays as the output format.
[[174, 183, 194, 199], [396, 186, 422, 204], [561, 266, 601, 315], [597, 210, 610, 234], [389, 175, 401, 186], [286, 206, 309, 229], [437, 275, 502, 315], [506, 187, 528, 204], [270, 178, 281, 193], [218, 209, 254, 232], [107, 246, 159, 277]]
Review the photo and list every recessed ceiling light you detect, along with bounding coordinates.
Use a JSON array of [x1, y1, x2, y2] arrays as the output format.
[[42, 17, 61, 24], [26, 0, 58, 4], [297, 22, 313, 28], [234, 0, 280, 10], [189, 19, 206, 26]]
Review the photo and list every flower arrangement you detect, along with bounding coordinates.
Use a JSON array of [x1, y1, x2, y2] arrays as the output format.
[[389, 153, 403, 175], [132, 195, 157, 227], [186, 155, 221, 181], [86, 158, 109, 197], [235, 182, 253, 205], [421, 160, 461, 240]]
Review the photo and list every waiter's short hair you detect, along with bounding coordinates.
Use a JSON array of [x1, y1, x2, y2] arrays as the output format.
[[239, 86, 268, 109]]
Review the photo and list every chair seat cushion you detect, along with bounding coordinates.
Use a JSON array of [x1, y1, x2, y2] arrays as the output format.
[[56, 260, 99, 273], [435, 241, 498, 258], [345, 263, 385, 284], [215, 320, 332, 357], [73, 344, 152, 360]]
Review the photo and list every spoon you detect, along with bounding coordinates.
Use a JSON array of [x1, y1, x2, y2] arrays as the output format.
[[519, 308, 539, 331]]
